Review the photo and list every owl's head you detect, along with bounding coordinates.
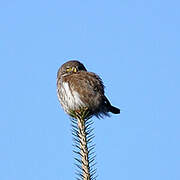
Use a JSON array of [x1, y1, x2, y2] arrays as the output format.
[[57, 60, 87, 78]]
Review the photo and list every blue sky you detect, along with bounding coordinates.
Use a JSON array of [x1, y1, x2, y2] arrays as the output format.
[[0, 0, 180, 180]]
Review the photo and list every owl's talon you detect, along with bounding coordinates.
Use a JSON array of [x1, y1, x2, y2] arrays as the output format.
[[72, 107, 90, 119]]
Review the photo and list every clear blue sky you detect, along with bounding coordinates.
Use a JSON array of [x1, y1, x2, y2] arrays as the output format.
[[0, 0, 179, 180]]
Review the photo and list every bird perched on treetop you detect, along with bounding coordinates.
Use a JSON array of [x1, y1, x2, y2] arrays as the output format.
[[57, 60, 120, 118]]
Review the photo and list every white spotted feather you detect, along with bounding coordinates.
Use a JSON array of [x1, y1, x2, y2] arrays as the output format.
[[59, 82, 85, 112]]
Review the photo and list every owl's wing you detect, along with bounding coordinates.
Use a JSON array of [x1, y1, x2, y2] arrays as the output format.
[[65, 71, 104, 106], [73, 71, 104, 93]]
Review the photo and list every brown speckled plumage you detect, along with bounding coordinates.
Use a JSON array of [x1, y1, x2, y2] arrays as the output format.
[[57, 60, 120, 118]]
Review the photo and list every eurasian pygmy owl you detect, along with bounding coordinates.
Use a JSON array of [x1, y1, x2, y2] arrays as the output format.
[[57, 60, 120, 118]]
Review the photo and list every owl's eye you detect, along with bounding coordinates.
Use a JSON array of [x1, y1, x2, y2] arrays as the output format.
[[73, 67, 77, 72], [66, 67, 77, 73], [66, 67, 72, 72]]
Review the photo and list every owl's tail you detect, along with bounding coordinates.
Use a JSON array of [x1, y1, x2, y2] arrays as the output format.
[[109, 105, 120, 114], [104, 96, 120, 114]]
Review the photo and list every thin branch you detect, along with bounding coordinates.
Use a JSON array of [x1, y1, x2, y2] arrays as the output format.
[[71, 108, 96, 180]]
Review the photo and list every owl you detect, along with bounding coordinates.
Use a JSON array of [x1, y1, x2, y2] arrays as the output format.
[[57, 60, 120, 118]]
